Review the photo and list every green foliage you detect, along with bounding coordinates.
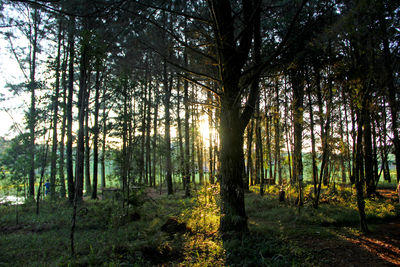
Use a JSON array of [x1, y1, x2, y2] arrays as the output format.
[[0, 134, 30, 186]]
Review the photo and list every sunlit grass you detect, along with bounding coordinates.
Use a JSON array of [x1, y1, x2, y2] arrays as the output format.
[[0, 182, 399, 266]]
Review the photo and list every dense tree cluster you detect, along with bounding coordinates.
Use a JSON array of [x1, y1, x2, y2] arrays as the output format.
[[0, 0, 398, 235]]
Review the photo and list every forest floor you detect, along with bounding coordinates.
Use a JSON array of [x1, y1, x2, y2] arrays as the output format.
[[0, 184, 399, 266], [145, 185, 400, 266], [295, 202, 400, 266]]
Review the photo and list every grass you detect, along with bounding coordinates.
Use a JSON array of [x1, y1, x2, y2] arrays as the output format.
[[0, 183, 399, 266]]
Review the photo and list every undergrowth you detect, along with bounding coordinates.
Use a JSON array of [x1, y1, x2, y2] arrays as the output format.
[[0, 183, 398, 266]]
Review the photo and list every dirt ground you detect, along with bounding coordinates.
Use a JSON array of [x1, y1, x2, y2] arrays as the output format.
[[301, 188, 400, 267]]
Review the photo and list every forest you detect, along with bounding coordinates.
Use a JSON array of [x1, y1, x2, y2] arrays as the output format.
[[0, 0, 399, 266]]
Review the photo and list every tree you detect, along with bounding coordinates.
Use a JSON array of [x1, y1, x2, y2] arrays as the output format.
[[66, 15, 75, 202], [49, 20, 63, 200]]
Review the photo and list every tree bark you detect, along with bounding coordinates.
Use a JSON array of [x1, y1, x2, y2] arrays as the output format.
[[50, 21, 62, 200], [291, 69, 304, 205], [66, 16, 75, 202], [75, 28, 89, 201], [146, 71, 153, 187], [92, 66, 101, 199], [28, 6, 39, 198], [59, 39, 68, 199], [84, 72, 91, 196], [307, 83, 318, 197], [176, 78, 185, 187], [184, 65, 191, 197], [152, 84, 159, 188], [163, 61, 173, 195], [245, 120, 253, 189]]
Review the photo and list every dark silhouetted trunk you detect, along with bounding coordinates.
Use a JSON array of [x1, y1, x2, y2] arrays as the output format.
[[92, 66, 101, 199], [66, 16, 75, 202], [28, 6, 39, 198], [50, 22, 62, 200], [163, 61, 173, 195]]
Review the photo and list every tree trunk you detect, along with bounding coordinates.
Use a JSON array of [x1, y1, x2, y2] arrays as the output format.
[[84, 72, 91, 196], [28, 6, 39, 198], [75, 29, 89, 201], [184, 69, 191, 197], [355, 104, 369, 233], [378, 3, 400, 183], [66, 16, 75, 202], [146, 72, 153, 187], [50, 21, 62, 200], [245, 120, 253, 190], [176, 78, 185, 187], [364, 101, 376, 197], [291, 69, 304, 206], [92, 66, 101, 199], [274, 82, 282, 185], [59, 40, 68, 198], [140, 73, 147, 184], [197, 134, 204, 186], [307, 84, 318, 197], [163, 61, 173, 195], [191, 96, 196, 190], [283, 87, 293, 183], [121, 82, 128, 207], [100, 84, 107, 190], [207, 91, 214, 184], [219, 96, 248, 233], [152, 84, 159, 188], [338, 102, 347, 183]]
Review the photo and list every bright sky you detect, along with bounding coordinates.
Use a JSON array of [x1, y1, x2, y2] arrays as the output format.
[[0, 37, 27, 138]]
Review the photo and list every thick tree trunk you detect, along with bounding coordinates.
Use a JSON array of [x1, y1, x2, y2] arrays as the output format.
[[219, 98, 247, 234]]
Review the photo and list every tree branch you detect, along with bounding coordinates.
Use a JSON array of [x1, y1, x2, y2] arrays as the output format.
[[177, 73, 221, 97], [240, 0, 308, 87]]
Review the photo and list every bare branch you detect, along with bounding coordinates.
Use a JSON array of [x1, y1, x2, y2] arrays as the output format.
[[177, 73, 221, 97], [6, 34, 29, 81], [130, 0, 211, 24], [240, 0, 308, 86]]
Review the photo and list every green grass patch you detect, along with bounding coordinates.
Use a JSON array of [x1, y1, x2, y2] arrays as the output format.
[[1, 184, 399, 266]]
